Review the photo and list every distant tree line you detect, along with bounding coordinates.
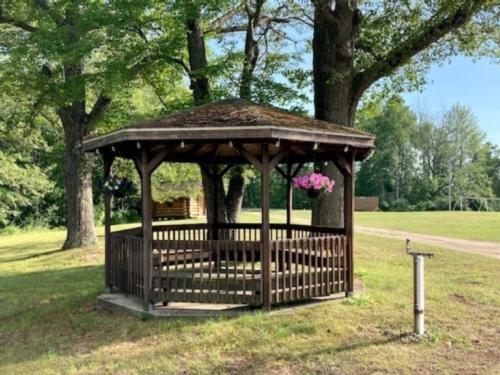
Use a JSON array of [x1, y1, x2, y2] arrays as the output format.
[[355, 97, 500, 211], [242, 97, 500, 211]]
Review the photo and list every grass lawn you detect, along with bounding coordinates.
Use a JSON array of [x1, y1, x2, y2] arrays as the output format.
[[1, 213, 499, 374], [356, 211, 500, 242], [246, 210, 500, 243]]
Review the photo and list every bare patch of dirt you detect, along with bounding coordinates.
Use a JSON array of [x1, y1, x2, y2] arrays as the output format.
[[356, 226, 500, 259]]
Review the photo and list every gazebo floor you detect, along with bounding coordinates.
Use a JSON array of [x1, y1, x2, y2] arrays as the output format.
[[96, 279, 364, 318]]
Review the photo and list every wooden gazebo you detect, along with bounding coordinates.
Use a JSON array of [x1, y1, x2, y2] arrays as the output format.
[[83, 99, 375, 311]]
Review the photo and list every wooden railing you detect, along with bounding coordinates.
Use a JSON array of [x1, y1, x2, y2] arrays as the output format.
[[107, 223, 349, 307], [107, 229, 144, 300], [150, 223, 344, 242], [153, 223, 210, 241], [151, 239, 262, 305], [271, 235, 348, 304], [217, 223, 345, 241]]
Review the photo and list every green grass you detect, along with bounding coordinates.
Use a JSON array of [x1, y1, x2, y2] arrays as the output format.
[[245, 210, 500, 242], [355, 211, 500, 242], [1, 214, 499, 374]]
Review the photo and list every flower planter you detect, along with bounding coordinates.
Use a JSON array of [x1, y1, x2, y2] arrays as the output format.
[[292, 172, 335, 198], [307, 190, 320, 199]]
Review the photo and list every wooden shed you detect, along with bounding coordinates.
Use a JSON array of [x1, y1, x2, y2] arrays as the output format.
[[355, 196, 379, 211], [153, 196, 206, 220]]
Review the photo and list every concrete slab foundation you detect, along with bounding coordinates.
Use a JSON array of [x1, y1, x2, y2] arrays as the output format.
[[96, 278, 365, 318]]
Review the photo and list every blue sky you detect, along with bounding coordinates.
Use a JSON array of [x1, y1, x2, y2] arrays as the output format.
[[294, 54, 499, 146], [402, 57, 500, 146]]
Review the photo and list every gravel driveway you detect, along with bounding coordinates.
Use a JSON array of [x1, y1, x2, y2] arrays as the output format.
[[357, 226, 500, 259]]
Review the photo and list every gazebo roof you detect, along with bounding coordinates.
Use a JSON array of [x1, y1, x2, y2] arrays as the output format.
[[83, 99, 375, 162]]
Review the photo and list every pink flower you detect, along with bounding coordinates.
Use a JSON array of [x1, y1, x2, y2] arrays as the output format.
[[292, 172, 335, 194]]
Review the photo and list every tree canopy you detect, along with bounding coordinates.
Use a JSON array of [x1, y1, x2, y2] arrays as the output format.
[[0, 0, 498, 234]]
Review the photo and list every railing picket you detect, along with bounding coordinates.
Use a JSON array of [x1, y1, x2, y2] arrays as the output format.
[[295, 238, 299, 300], [288, 239, 292, 301], [233, 240, 238, 304], [274, 241, 278, 304], [174, 240, 179, 301], [225, 241, 230, 302], [242, 241, 247, 302], [251, 242, 256, 304], [216, 241, 221, 303], [320, 237, 324, 296], [199, 240, 204, 303]]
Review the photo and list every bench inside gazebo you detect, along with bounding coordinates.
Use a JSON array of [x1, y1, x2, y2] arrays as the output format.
[[83, 99, 374, 312]]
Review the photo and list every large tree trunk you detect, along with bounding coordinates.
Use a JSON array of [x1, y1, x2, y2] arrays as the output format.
[[311, 0, 360, 227], [226, 171, 245, 223], [186, 4, 245, 224], [57, 6, 98, 249], [58, 94, 97, 249], [200, 167, 227, 224], [61, 123, 97, 249], [185, 6, 225, 226], [186, 10, 210, 105]]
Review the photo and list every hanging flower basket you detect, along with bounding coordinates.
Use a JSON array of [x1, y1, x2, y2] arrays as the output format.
[[292, 172, 335, 198], [307, 189, 321, 199], [103, 175, 134, 198]]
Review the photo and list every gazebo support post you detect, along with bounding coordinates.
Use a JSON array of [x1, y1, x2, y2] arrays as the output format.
[[212, 162, 219, 240], [139, 149, 154, 310], [261, 144, 272, 310], [286, 163, 292, 239], [344, 154, 355, 297], [103, 153, 114, 293]]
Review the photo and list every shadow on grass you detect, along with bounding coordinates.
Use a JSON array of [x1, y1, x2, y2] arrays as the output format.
[[0, 239, 64, 255], [0, 264, 236, 367], [1, 248, 67, 263], [310, 335, 401, 357]]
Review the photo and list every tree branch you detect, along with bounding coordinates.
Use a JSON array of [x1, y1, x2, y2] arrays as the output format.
[[130, 25, 190, 74], [208, 1, 246, 32], [34, 0, 50, 11], [0, 8, 37, 32], [86, 94, 111, 129], [353, 0, 486, 98], [207, 24, 247, 34]]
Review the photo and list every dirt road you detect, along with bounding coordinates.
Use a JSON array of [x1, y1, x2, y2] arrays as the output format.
[[356, 226, 500, 259]]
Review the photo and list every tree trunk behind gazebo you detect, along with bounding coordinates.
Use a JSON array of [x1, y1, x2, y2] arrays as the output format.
[[186, 5, 246, 225]]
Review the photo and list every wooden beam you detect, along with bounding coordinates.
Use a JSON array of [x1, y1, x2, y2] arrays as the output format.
[[334, 155, 352, 176], [261, 144, 271, 311], [185, 143, 205, 156], [290, 144, 306, 155], [212, 143, 221, 157], [274, 165, 288, 180], [286, 163, 292, 239], [133, 156, 142, 177], [103, 153, 115, 292], [291, 162, 304, 178], [217, 163, 233, 178], [236, 144, 262, 172], [199, 163, 213, 178], [268, 148, 288, 171], [212, 162, 219, 240], [146, 145, 177, 174], [140, 149, 153, 309], [344, 153, 354, 297]]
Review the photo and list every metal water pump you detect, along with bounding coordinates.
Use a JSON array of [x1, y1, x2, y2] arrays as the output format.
[[405, 239, 434, 336]]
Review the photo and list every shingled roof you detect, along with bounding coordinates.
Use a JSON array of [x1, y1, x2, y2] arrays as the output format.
[[83, 99, 374, 162], [125, 99, 369, 136]]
